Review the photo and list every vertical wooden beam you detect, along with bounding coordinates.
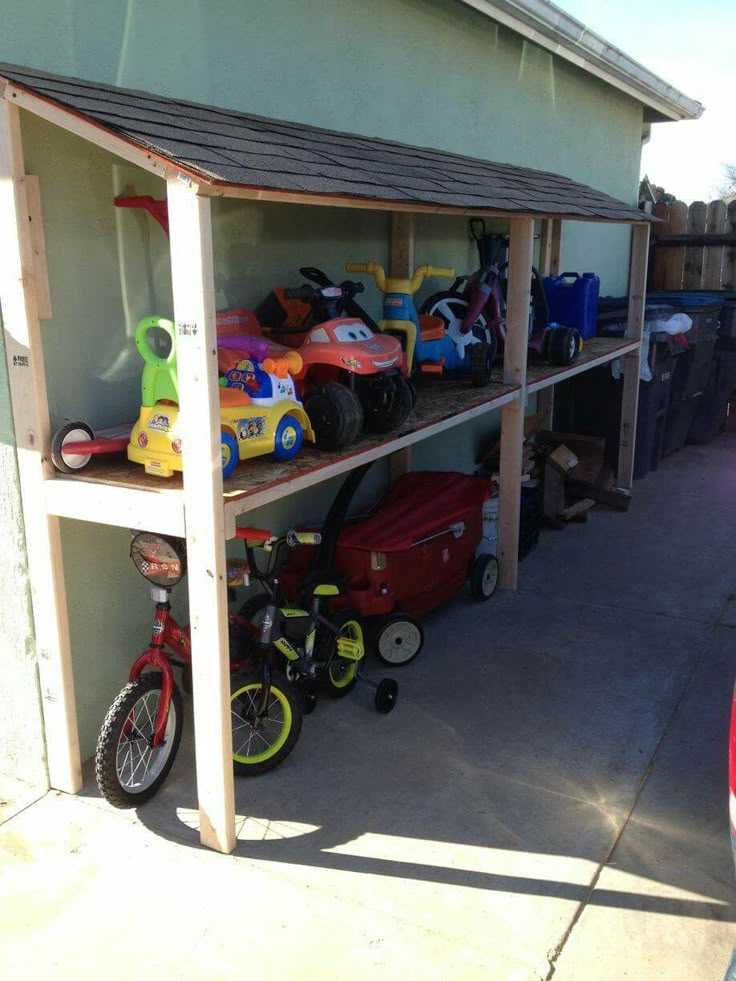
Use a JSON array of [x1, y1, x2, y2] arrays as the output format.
[[0, 100, 81, 792], [497, 217, 533, 590], [536, 220, 560, 428], [538, 219, 561, 277], [389, 211, 414, 478], [617, 224, 650, 489], [390, 212, 414, 279], [167, 177, 235, 855], [682, 201, 707, 290], [723, 202, 736, 292], [25, 176, 52, 320]]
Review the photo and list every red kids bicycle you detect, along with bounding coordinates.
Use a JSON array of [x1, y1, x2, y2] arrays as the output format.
[[95, 527, 303, 808]]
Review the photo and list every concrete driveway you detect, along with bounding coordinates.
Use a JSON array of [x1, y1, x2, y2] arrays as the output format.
[[1, 435, 735, 980]]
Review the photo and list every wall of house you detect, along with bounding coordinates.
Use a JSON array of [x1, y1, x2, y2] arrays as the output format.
[[0, 0, 645, 762]]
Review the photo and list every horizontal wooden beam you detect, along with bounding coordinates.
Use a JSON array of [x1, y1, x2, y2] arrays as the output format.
[[652, 232, 736, 247], [45, 478, 186, 536]]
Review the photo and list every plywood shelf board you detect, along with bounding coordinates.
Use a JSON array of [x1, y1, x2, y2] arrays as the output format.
[[524, 337, 639, 393]]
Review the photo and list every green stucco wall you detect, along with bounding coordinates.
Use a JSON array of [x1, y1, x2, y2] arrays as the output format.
[[0, 0, 644, 765]]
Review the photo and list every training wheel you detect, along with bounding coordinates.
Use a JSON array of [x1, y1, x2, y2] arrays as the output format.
[[374, 678, 398, 714], [302, 685, 319, 715]]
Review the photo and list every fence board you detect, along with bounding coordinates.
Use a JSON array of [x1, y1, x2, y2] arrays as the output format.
[[703, 200, 727, 289], [724, 201, 736, 291], [650, 202, 671, 289], [665, 200, 688, 290], [682, 201, 707, 289]]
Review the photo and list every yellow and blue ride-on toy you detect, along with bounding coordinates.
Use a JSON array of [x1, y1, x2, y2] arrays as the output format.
[[127, 317, 314, 478]]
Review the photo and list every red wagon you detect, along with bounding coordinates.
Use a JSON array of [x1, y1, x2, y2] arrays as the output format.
[[332, 471, 498, 665]]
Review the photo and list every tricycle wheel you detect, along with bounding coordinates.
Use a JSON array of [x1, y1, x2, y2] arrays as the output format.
[[470, 553, 499, 601], [360, 374, 413, 434], [470, 340, 494, 388], [371, 612, 424, 666], [95, 672, 183, 809], [304, 382, 363, 450], [51, 420, 94, 473], [546, 327, 582, 366], [220, 429, 240, 478], [375, 678, 399, 714], [272, 414, 304, 461]]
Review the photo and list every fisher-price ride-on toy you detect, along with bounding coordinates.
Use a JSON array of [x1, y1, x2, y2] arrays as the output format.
[[51, 316, 314, 478], [255, 269, 413, 449], [346, 262, 498, 387]]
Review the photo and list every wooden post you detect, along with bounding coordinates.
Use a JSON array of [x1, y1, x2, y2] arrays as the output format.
[[538, 219, 561, 277], [388, 212, 414, 480], [497, 217, 533, 590], [390, 212, 414, 279], [617, 224, 650, 489], [167, 177, 235, 855], [0, 100, 81, 792], [536, 220, 561, 426], [723, 202, 736, 292], [664, 200, 687, 290]]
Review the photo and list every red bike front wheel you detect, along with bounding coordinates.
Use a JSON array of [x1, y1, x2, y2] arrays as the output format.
[[95, 672, 183, 808]]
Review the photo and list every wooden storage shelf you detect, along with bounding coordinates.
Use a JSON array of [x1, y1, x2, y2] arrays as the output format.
[[43, 376, 520, 533], [524, 337, 639, 393]]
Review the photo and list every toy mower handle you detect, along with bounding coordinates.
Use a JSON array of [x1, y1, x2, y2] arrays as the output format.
[[234, 527, 273, 542], [346, 262, 386, 292]]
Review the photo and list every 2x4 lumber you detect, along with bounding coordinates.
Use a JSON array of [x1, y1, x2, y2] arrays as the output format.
[[617, 224, 650, 488], [389, 212, 415, 477], [536, 220, 561, 427], [167, 177, 235, 855], [497, 216, 534, 590], [24, 176, 52, 320], [44, 479, 186, 536], [538, 219, 562, 277], [0, 100, 81, 792]]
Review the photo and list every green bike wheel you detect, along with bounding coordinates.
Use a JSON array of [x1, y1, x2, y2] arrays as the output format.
[[230, 672, 302, 776], [322, 611, 364, 698]]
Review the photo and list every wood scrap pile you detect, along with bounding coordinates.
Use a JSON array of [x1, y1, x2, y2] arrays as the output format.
[[535, 431, 631, 529]]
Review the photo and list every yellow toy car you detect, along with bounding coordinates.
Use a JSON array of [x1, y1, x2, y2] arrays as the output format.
[[127, 317, 314, 478]]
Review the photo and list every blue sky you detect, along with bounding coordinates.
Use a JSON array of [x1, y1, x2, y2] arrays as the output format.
[[555, 0, 736, 203]]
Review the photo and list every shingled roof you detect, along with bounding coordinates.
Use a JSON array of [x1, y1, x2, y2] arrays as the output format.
[[0, 63, 647, 223]]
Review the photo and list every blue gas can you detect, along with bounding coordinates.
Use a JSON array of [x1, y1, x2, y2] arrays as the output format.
[[543, 272, 600, 339]]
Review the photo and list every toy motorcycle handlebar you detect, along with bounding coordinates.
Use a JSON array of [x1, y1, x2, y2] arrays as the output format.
[[283, 282, 364, 302], [346, 262, 454, 294]]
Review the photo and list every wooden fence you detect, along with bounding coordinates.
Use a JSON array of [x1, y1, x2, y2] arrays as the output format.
[[650, 199, 736, 291]]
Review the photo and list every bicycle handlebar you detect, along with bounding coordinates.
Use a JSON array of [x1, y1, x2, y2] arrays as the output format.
[[234, 527, 273, 542]]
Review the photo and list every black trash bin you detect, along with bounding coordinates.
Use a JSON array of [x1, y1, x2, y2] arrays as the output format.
[[647, 293, 721, 454], [686, 295, 736, 443], [553, 301, 679, 479]]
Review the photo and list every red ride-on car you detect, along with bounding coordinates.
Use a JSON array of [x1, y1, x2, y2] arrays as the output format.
[[255, 269, 414, 448]]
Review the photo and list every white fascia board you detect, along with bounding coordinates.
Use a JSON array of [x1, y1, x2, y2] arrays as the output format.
[[459, 0, 703, 122]]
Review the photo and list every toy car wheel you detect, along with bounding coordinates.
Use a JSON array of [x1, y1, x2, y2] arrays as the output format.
[[470, 340, 494, 388], [51, 421, 94, 473], [371, 612, 424, 666], [220, 429, 240, 478], [360, 374, 413, 434], [304, 382, 364, 451], [470, 553, 499, 601], [272, 414, 304, 462], [546, 327, 581, 367], [374, 678, 399, 714]]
